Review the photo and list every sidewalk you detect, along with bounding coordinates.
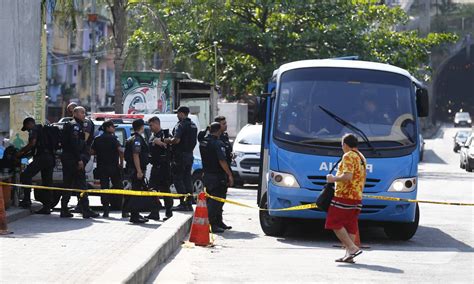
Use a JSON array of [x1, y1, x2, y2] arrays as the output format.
[[0, 207, 192, 283]]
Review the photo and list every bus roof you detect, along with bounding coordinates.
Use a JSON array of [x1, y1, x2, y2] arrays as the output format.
[[274, 59, 413, 80]]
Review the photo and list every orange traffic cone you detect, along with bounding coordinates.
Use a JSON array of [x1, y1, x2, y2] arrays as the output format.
[[189, 192, 210, 246], [0, 181, 12, 235]]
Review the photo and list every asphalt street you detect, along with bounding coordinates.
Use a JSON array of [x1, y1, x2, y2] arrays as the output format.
[[149, 126, 473, 283]]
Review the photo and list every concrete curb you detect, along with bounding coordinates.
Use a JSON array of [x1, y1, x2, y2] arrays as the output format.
[[94, 213, 193, 284], [6, 202, 42, 224]]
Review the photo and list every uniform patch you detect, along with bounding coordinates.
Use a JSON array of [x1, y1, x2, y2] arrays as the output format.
[[73, 125, 80, 131], [134, 141, 141, 145]]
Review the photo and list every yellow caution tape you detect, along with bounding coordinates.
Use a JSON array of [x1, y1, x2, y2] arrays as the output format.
[[363, 194, 474, 206], [0, 181, 191, 199], [204, 191, 318, 211], [2, 181, 472, 210]]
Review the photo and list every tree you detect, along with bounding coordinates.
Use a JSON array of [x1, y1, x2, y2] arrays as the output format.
[[155, 0, 457, 99]]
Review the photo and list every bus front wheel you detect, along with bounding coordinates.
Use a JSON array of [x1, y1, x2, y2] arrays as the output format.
[[259, 196, 286, 237], [384, 204, 420, 241]]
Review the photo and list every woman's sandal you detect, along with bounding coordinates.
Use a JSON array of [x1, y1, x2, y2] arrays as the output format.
[[335, 257, 355, 263], [342, 249, 363, 263]]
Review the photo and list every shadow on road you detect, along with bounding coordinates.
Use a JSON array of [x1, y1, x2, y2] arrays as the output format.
[[5, 216, 102, 238], [273, 221, 473, 253], [421, 149, 447, 164], [337, 263, 404, 274], [219, 230, 259, 240]]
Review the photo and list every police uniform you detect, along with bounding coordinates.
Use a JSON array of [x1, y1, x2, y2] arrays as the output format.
[[200, 134, 228, 230], [91, 132, 123, 216], [171, 117, 197, 209], [60, 118, 98, 218], [125, 132, 149, 221], [149, 129, 173, 218], [19, 125, 55, 212]]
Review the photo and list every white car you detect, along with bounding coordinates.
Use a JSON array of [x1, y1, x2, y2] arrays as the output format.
[[231, 124, 262, 186]]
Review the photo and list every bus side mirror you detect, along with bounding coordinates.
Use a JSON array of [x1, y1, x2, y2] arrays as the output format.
[[416, 88, 429, 117]]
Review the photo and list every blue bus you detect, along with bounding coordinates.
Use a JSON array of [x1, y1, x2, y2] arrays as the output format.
[[257, 59, 429, 240]]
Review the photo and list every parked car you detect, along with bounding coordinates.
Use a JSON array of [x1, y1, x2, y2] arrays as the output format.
[[32, 113, 204, 209], [419, 134, 425, 161], [231, 124, 262, 186], [460, 134, 474, 172], [453, 130, 471, 153], [454, 112, 472, 127]]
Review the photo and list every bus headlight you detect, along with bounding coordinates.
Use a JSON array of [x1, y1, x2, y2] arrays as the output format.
[[388, 177, 417, 192], [270, 171, 300, 188]]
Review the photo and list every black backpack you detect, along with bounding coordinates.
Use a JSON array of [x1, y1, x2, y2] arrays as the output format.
[[39, 125, 62, 152]]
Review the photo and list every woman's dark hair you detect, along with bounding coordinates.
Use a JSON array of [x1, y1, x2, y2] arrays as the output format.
[[342, 133, 358, 148]]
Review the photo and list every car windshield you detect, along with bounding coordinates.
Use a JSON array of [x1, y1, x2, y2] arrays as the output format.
[[455, 112, 471, 119], [274, 67, 417, 148], [237, 126, 262, 145]]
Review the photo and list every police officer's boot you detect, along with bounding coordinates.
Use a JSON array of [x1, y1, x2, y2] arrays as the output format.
[[102, 204, 110, 218], [19, 189, 32, 209], [35, 205, 51, 215], [60, 195, 73, 218], [81, 198, 99, 219], [164, 208, 173, 221], [146, 208, 160, 221]]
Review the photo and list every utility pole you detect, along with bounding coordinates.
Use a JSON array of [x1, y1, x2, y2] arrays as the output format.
[[89, 0, 97, 113], [213, 41, 218, 89]]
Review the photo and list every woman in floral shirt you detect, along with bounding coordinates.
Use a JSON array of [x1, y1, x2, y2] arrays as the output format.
[[326, 133, 366, 263]]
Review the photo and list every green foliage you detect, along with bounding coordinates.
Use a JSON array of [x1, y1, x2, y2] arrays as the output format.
[[133, 0, 458, 98]]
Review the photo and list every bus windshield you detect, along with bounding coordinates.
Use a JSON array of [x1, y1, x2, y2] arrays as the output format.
[[275, 67, 417, 148]]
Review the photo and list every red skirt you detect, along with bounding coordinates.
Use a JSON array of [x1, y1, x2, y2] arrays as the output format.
[[325, 196, 362, 235]]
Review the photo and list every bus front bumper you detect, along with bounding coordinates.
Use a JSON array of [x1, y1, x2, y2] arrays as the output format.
[[267, 184, 417, 223]]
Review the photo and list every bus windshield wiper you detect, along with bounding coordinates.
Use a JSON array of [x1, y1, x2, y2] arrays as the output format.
[[318, 105, 378, 153]]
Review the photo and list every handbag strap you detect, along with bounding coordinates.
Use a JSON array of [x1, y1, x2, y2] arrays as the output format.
[[330, 157, 342, 174], [351, 150, 366, 167]]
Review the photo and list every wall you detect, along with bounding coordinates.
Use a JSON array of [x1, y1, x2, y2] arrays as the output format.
[[0, 0, 41, 96]]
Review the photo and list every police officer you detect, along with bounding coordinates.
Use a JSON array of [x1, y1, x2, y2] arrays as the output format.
[[91, 120, 124, 218], [16, 117, 55, 214], [213, 116, 233, 229], [214, 116, 233, 165], [73, 106, 94, 213], [164, 106, 197, 212], [198, 116, 233, 164], [60, 106, 99, 218], [125, 118, 150, 224], [200, 122, 234, 233], [148, 116, 173, 221]]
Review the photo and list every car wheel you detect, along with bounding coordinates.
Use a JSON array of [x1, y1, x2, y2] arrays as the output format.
[[384, 204, 419, 241], [259, 194, 286, 237], [466, 160, 473, 172]]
